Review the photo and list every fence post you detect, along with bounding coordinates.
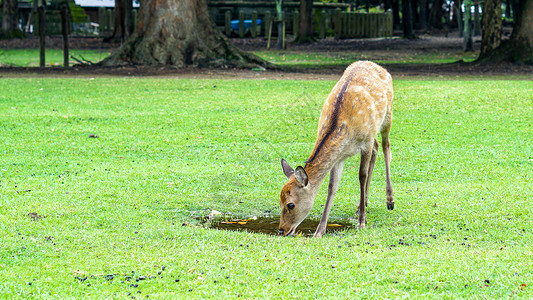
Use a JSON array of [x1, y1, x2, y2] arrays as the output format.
[[334, 8, 341, 39], [252, 10, 258, 37], [387, 12, 394, 36], [341, 12, 347, 38], [350, 12, 356, 37], [293, 9, 299, 39], [369, 14, 375, 38], [319, 9, 326, 39], [264, 10, 272, 39], [106, 9, 113, 34], [98, 7, 105, 36], [38, 6, 45, 68], [363, 14, 371, 38], [264, 10, 271, 40], [61, 4, 69, 68], [225, 10, 231, 36], [238, 10, 245, 38]]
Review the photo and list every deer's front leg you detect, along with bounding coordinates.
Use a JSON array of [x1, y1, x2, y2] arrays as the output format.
[[314, 160, 345, 238], [358, 149, 372, 229]]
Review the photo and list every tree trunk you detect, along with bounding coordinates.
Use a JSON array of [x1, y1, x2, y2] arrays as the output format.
[[411, 0, 420, 29], [392, 0, 401, 28], [479, 0, 502, 58], [403, 0, 415, 38], [463, 0, 474, 51], [419, 0, 428, 30], [105, 0, 134, 43], [101, 0, 268, 68], [295, 0, 314, 43], [478, 0, 533, 63], [1, 0, 22, 38], [429, 0, 445, 29]]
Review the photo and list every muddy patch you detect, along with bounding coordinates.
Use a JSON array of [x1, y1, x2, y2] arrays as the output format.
[[208, 217, 353, 236]]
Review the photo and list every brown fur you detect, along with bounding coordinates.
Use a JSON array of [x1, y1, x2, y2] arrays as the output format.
[[279, 61, 395, 237]]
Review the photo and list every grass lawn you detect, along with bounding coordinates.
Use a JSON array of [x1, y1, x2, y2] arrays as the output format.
[[0, 49, 111, 67], [254, 50, 479, 67], [1, 76, 532, 298], [0, 47, 478, 68]]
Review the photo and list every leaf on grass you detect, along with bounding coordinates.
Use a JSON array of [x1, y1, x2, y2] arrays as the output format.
[[327, 224, 342, 227], [520, 283, 527, 290]]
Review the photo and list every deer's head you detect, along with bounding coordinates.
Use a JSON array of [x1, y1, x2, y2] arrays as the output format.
[[278, 159, 314, 236]]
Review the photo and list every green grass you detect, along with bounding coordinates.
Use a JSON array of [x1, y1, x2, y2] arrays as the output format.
[[254, 50, 479, 67], [1, 77, 532, 298], [0, 49, 111, 67], [0, 47, 479, 68]]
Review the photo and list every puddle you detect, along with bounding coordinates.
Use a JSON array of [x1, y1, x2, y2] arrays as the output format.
[[209, 217, 353, 236]]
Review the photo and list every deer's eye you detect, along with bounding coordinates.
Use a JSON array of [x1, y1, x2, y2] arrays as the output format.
[[287, 203, 295, 210]]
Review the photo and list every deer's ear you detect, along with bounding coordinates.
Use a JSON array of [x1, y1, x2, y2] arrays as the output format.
[[294, 166, 309, 187], [281, 158, 294, 179]]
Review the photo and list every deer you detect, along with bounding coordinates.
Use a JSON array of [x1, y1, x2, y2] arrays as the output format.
[[278, 61, 394, 238]]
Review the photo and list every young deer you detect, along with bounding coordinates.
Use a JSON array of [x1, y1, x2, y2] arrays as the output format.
[[279, 61, 394, 237]]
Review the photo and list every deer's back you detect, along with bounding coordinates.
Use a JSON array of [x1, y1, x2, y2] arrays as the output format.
[[310, 61, 393, 162]]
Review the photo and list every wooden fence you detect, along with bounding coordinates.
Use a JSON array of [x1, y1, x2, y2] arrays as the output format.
[[335, 11, 393, 38], [221, 9, 393, 39]]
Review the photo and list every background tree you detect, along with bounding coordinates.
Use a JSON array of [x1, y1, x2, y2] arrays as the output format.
[[105, 0, 134, 43], [1, 0, 23, 38], [478, 0, 533, 63], [419, 0, 428, 30], [102, 0, 267, 68], [295, 0, 314, 43], [403, 0, 415, 38], [463, 0, 474, 51], [479, 0, 502, 58], [429, 0, 445, 29]]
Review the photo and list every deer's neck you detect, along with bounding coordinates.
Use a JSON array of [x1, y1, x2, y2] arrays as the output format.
[[304, 158, 338, 195]]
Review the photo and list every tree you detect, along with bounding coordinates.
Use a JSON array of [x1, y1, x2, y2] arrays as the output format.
[[463, 0, 474, 51], [1, 0, 23, 38], [101, 0, 268, 68], [403, 0, 415, 38], [419, 0, 428, 30], [104, 0, 134, 43], [295, 0, 314, 43], [479, 0, 502, 58], [428, 0, 445, 29], [478, 0, 533, 63]]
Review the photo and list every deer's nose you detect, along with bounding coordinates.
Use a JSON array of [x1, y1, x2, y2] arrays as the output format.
[[278, 228, 284, 235]]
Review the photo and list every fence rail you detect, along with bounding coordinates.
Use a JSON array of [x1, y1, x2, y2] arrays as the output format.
[[220, 9, 393, 39], [335, 11, 393, 39]]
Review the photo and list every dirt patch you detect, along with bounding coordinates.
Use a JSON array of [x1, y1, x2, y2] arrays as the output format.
[[28, 212, 44, 221], [209, 217, 353, 236]]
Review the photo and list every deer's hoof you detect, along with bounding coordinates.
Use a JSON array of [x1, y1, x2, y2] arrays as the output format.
[[313, 231, 324, 238], [387, 202, 394, 210]]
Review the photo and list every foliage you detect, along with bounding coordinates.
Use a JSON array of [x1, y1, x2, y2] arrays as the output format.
[[0, 77, 532, 298], [48, 0, 88, 23]]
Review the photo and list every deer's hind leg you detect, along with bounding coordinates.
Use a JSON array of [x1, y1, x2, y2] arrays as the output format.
[[363, 139, 379, 208], [357, 142, 374, 229], [381, 128, 394, 210]]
